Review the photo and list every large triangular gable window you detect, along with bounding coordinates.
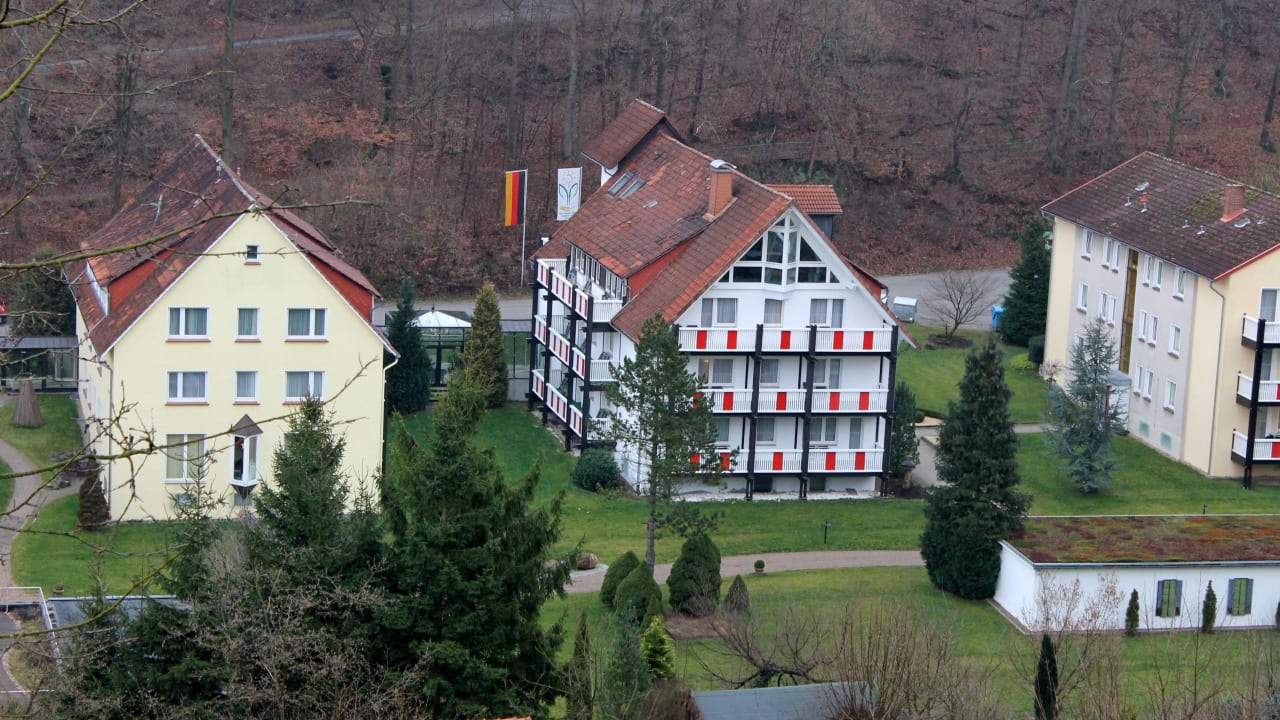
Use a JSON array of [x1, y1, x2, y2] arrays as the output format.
[[718, 216, 841, 286]]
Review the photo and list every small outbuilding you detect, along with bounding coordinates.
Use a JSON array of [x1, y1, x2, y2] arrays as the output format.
[[993, 515, 1280, 632]]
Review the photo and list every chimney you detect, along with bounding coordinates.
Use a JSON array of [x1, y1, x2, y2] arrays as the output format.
[[707, 159, 736, 217], [1221, 184, 1246, 222]]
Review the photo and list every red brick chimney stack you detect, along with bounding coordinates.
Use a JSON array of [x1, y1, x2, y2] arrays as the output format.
[[1221, 184, 1246, 222], [707, 159, 736, 217]]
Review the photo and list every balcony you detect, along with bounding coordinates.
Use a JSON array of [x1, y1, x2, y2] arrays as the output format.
[[1242, 315, 1280, 348], [698, 387, 889, 414], [535, 259, 623, 324], [724, 448, 883, 474], [1231, 431, 1280, 463], [678, 326, 894, 354], [534, 316, 618, 382], [1235, 373, 1280, 406], [531, 370, 585, 438]]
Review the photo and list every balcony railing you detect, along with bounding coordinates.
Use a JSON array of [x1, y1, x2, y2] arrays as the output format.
[[531, 370, 584, 437], [679, 326, 894, 354], [1242, 316, 1280, 347], [1232, 430, 1280, 462], [1236, 374, 1280, 404], [535, 259, 623, 324], [692, 448, 883, 474], [698, 387, 889, 414]]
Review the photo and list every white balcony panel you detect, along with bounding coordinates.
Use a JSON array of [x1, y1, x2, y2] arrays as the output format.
[[1233, 430, 1280, 461], [1243, 315, 1280, 345], [1237, 375, 1280, 403], [679, 326, 894, 353], [698, 387, 887, 413]]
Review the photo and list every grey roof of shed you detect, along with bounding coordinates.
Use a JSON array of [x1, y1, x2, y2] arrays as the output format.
[[692, 682, 867, 720], [1041, 152, 1280, 279]]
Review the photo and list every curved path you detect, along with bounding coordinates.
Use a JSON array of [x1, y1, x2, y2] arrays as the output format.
[[566, 550, 923, 594]]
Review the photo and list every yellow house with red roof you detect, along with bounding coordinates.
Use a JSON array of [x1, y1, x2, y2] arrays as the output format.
[[68, 136, 393, 520], [530, 101, 911, 499]]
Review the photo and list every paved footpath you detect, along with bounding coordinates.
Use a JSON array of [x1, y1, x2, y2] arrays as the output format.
[[566, 550, 923, 594]]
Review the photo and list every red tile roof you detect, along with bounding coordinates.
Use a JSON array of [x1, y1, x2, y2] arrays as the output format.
[[539, 124, 906, 342], [69, 135, 385, 354], [581, 99, 684, 170], [1041, 152, 1280, 279], [767, 184, 844, 215]]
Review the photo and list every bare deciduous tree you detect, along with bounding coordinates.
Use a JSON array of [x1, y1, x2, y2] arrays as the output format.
[[924, 270, 1001, 340]]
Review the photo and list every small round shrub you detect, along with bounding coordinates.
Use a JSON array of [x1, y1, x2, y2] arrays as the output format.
[[667, 533, 721, 616], [614, 564, 663, 626], [601, 551, 640, 610], [723, 575, 751, 615], [572, 448, 622, 492]]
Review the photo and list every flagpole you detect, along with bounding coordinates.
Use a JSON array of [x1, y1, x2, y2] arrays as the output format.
[[519, 170, 528, 287]]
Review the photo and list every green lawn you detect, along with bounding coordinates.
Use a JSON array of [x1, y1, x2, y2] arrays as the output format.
[[0, 394, 84, 483], [896, 326, 1047, 423]]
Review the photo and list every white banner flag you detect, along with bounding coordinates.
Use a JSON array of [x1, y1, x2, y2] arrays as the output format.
[[557, 167, 582, 221]]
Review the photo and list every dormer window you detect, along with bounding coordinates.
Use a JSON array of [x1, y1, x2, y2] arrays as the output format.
[[245, 244, 260, 263]]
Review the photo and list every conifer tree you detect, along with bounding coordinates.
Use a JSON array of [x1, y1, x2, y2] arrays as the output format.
[[598, 618, 651, 720], [666, 532, 721, 616], [640, 616, 676, 680], [890, 380, 920, 479], [1046, 316, 1123, 493], [920, 336, 1030, 599], [10, 247, 74, 337], [1203, 581, 1217, 634], [602, 550, 641, 610], [458, 281, 508, 407], [614, 563, 663, 626], [1034, 632, 1059, 720], [564, 611, 594, 720], [376, 380, 570, 718], [1125, 590, 1140, 637], [384, 276, 432, 414], [605, 313, 722, 568], [1000, 216, 1052, 347], [723, 575, 751, 615]]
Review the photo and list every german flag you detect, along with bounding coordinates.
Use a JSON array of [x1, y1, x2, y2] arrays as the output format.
[[503, 169, 527, 227]]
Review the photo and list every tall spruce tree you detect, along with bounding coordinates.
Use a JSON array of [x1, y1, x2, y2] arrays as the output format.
[[564, 611, 594, 720], [1034, 632, 1059, 720], [605, 313, 722, 569], [1045, 316, 1123, 493], [890, 380, 920, 479], [10, 247, 74, 337], [376, 380, 571, 718], [920, 336, 1030, 599], [384, 276, 432, 414], [458, 281, 508, 407], [1000, 216, 1052, 347]]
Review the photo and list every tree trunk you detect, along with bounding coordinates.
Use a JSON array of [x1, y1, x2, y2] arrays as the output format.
[[111, 40, 138, 214], [562, 1, 580, 159], [1101, 3, 1136, 172], [1047, 0, 1089, 172], [645, 448, 658, 569], [505, 0, 524, 166], [1261, 50, 1280, 151], [221, 0, 236, 168]]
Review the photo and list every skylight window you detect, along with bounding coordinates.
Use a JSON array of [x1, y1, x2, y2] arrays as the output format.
[[619, 177, 646, 199], [607, 172, 635, 196]]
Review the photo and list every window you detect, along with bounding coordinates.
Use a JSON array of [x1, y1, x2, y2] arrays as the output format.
[[759, 358, 780, 385], [1101, 237, 1113, 267], [168, 307, 208, 338], [700, 298, 737, 326], [699, 358, 734, 386], [1155, 579, 1183, 617], [724, 218, 829, 285], [1077, 283, 1089, 312], [167, 371, 208, 402], [232, 434, 260, 486], [285, 371, 325, 401], [809, 299, 844, 327], [1082, 229, 1094, 258], [1137, 310, 1148, 341], [715, 417, 731, 446], [1227, 578, 1254, 616], [237, 308, 259, 339], [1152, 260, 1164, 289], [1174, 268, 1187, 297], [808, 417, 838, 446], [1147, 315, 1159, 346], [812, 358, 841, 388], [1163, 380, 1177, 410], [235, 371, 258, 402], [165, 433, 207, 482], [755, 417, 776, 444], [848, 417, 863, 448], [1168, 325, 1182, 357], [1135, 366, 1153, 398], [764, 299, 783, 325], [287, 308, 327, 338], [1105, 293, 1117, 324], [1263, 289, 1279, 322], [245, 244, 260, 263], [1142, 255, 1153, 285], [1109, 238, 1123, 269]]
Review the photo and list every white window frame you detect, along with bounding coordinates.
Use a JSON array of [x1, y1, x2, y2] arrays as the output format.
[[1142, 255, 1153, 285], [1163, 379, 1177, 411], [237, 307, 260, 340], [755, 417, 776, 444], [286, 308, 327, 339], [809, 298, 845, 327], [245, 244, 261, 263], [1168, 325, 1182, 357], [812, 358, 842, 388], [168, 307, 209, 339], [165, 433, 207, 483], [231, 433, 261, 486], [1174, 268, 1187, 298], [700, 298, 738, 327], [1137, 310, 1148, 341], [285, 370, 325, 402], [1105, 293, 1117, 325], [167, 371, 208, 402], [714, 417, 731, 447], [1081, 229, 1094, 258], [1152, 260, 1164, 289], [235, 371, 258, 403], [808, 417, 839, 446], [848, 417, 864, 448], [759, 358, 780, 386], [1101, 237, 1113, 268], [763, 298, 783, 326], [1147, 315, 1159, 346], [1077, 283, 1089, 312]]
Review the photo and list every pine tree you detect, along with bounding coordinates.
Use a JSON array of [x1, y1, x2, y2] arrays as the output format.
[[1034, 632, 1059, 720], [598, 618, 651, 720], [723, 575, 751, 615], [1000, 216, 1052, 347], [920, 336, 1030, 599], [890, 380, 920, 479], [77, 460, 110, 529], [1203, 581, 1217, 634], [640, 616, 676, 680], [605, 313, 722, 569], [1046, 316, 1123, 493], [10, 247, 75, 337], [1125, 590, 1140, 637], [614, 563, 663, 626], [376, 380, 570, 718], [458, 281, 507, 407], [564, 611, 594, 720], [602, 551, 641, 610], [384, 276, 432, 414], [666, 532, 721, 616]]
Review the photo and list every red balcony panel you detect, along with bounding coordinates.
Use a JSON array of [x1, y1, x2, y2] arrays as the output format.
[[719, 452, 731, 471], [772, 452, 784, 471], [829, 392, 840, 411], [862, 331, 874, 350], [723, 392, 734, 411], [690, 453, 700, 466], [1273, 443, 1280, 460], [858, 392, 869, 411], [780, 330, 792, 349], [855, 451, 866, 471], [825, 452, 836, 471], [727, 330, 738, 349], [777, 391, 787, 409], [696, 330, 708, 350], [833, 331, 844, 350]]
